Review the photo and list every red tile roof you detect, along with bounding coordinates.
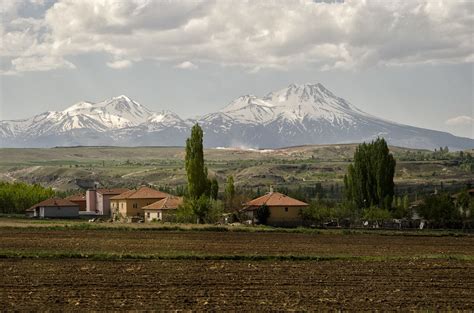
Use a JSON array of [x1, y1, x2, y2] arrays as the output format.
[[96, 188, 129, 195], [142, 196, 183, 210], [65, 194, 86, 202], [242, 192, 308, 211], [28, 198, 79, 211], [110, 186, 171, 200]]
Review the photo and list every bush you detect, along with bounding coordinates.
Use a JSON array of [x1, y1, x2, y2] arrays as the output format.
[[362, 206, 391, 222], [175, 198, 198, 223], [300, 199, 356, 226], [175, 196, 224, 224]]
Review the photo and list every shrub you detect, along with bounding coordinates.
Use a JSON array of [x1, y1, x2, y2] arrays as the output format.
[[176, 196, 224, 224], [362, 206, 391, 222]]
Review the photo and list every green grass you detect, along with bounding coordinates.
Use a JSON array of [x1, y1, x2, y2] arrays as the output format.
[[0, 218, 471, 237]]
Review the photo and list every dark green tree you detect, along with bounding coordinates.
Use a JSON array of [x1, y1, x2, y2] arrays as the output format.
[[344, 138, 396, 210], [224, 175, 235, 208], [185, 124, 209, 199], [418, 193, 460, 227], [210, 178, 219, 200]]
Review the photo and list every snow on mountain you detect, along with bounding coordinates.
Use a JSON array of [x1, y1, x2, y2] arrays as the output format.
[[146, 110, 188, 130], [200, 83, 473, 150], [219, 83, 370, 127], [56, 95, 154, 130], [0, 95, 182, 146], [2, 95, 156, 135], [220, 95, 276, 124], [1, 85, 473, 150]]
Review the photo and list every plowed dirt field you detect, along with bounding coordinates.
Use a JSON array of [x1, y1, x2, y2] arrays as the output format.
[[0, 227, 473, 310], [1, 228, 473, 257], [1, 259, 473, 310]]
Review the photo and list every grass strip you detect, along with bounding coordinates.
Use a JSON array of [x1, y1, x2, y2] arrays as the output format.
[[0, 222, 472, 237], [0, 251, 472, 262]]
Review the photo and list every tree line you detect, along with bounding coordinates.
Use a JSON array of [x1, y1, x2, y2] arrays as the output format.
[[0, 182, 55, 214]]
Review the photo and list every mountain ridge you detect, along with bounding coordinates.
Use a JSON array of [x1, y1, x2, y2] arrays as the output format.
[[1, 83, 472, 150]]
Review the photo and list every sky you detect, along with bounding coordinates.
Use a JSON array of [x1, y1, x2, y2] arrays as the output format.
[[1, 0, 473, 139]]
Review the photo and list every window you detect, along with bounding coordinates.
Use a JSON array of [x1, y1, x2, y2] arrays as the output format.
[[133, 203, 138, 208], [146, 212, 150, 218], [284, 207, 288, 212]]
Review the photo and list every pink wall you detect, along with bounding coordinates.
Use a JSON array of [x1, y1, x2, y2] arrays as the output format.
[[86, 190, 97, 212]]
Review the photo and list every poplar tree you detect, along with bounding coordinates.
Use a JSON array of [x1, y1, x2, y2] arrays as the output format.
[[210, 178, 219, 200], [344, 138, 396, 210], [185, 124, 208, 199], [225, 175, 235, 208]]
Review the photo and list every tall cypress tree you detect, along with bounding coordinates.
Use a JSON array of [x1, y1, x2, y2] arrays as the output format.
[[344, 138, 396, 210], [225, 175, 235, 209], [185, 124, 208, 199], [210, 178, 219, 200]]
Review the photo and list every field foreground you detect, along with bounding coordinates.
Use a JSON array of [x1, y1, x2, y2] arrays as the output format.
[[2, 259, 473, 311], [0, 225, 473, 310]]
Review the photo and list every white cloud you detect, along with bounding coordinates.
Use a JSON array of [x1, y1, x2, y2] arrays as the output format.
[[174, 61, 198, 70], [11, 55, 76, 72], [106, 59, 133, 69], [1, 0, 473, 73], [445, 116, 474, 126]]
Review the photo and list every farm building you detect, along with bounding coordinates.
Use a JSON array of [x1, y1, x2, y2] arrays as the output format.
[[27, 198, 80, 218], [110, 186, 171, 218], [65, 194, 87, 211], [86, 188, 129, 216], [242, 191, 309, 227], [142, 196, 183, 222]]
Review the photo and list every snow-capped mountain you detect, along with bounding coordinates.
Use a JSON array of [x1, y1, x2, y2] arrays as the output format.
[[1, 84, 473, 150], [1, 95, 153, 137], [199, 83, 473, 150], [220, 83, 366, 125]]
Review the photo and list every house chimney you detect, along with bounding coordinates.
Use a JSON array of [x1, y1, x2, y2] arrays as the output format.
[[269, 185, 274, 193]]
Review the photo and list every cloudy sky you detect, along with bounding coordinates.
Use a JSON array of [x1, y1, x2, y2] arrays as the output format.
[[1, 0, 473, 138]]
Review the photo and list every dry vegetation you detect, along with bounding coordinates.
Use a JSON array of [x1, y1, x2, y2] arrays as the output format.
[[0, 145, 471, 192]]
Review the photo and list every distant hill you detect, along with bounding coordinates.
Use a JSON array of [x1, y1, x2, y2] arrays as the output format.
[[1, 84, 472, 150], [0, 145, 471, 192]]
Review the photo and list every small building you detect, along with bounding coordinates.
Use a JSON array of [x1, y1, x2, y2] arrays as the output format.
[[142, 196, 183, 222], [27, 198, 80, 219], [110, 186, 171, 219], [86, 188, 129, 216], [242, 191, 309, 227], [66, 194, 87, 211]]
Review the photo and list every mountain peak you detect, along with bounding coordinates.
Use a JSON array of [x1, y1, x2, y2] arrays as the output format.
[[63, 101, 94, 113], [114, 95, 133, 101], [267, 82, 333, 99]]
